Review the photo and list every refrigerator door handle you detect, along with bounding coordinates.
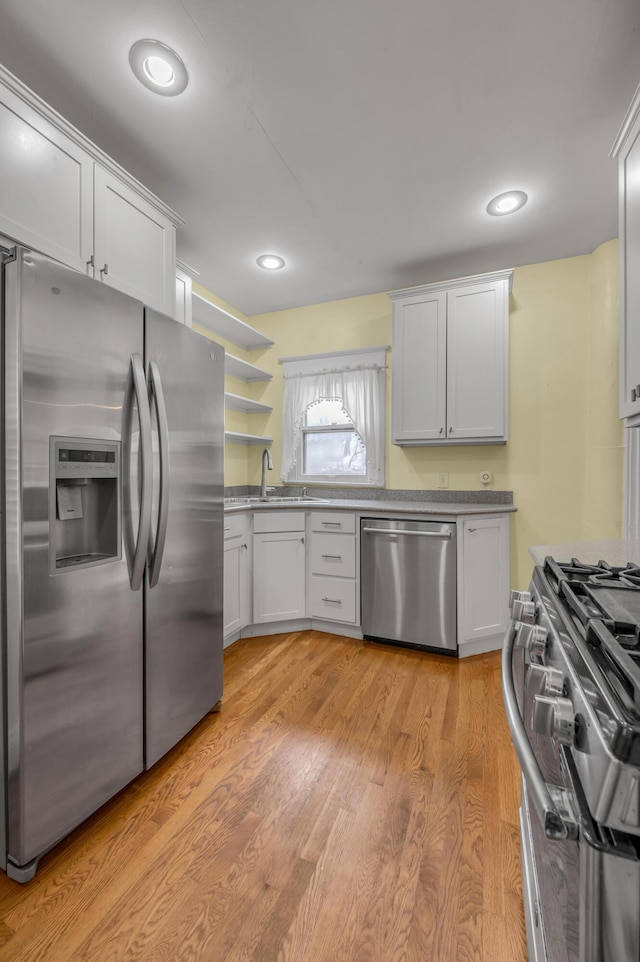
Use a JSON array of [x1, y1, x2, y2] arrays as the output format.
[[148, 360, 170, 588], [129, 353, 153, 591]]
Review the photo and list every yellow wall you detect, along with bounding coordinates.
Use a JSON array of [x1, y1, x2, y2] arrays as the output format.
[[195, 241, 624, 589]]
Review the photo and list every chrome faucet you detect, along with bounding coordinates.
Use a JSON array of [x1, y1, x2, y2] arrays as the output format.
[[260, 447, 273, 498]]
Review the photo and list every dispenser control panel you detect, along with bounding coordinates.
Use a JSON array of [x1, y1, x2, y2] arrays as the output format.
[[53, 439, 119, 479]]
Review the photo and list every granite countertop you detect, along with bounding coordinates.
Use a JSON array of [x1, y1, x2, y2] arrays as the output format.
[[529, 539, 640, 566], [225, 498, 517, 517]]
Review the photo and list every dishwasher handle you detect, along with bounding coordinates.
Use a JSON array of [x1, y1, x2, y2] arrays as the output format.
[[361, 526, 452, 540]]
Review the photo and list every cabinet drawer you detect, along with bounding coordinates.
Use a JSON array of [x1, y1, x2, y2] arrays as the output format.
[[253, 510, 305, 533], [309, 576, 357, 623], [309, 511, 355, 534], [224, 513, 248, 540], [309, 533, 356, 577]]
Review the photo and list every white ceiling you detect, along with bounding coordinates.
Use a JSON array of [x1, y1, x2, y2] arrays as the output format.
[[0, 0, 639, 316]]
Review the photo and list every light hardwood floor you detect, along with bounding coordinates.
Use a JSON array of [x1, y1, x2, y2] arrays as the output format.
[[0, 631, 526, 961]]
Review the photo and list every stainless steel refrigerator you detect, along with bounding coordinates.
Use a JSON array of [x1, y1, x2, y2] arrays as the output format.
[[0, 246, 224, 882]]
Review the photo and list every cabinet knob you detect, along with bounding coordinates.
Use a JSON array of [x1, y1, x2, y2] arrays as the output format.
[[86, 254, 94, 270], [100, 263, 109, 278]]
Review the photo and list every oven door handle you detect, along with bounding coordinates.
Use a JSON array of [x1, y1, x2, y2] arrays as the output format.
[[502, 621, 578, 841]]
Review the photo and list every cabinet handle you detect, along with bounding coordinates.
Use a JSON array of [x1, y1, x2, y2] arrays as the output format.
[[633, 388, 638, 402], [100, 263, 109, 278], [322, 554, 342, 560], [242, 543, 248, 549], [322, 521, 342, 526], [439, 427, 444, 435], [468, 527, 476, 532], [322, 597, 342, 605], [301, 537, 304, 544], [86, 254, 94, 270], [224, 526, 230, 531], [449, 426, 453, 434]]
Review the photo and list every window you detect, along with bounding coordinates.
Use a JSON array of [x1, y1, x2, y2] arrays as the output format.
[[281, 347, 387, 487], [303, 398, 366, 477]]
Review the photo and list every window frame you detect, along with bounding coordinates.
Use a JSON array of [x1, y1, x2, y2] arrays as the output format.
[[280, 346, 387, 488]]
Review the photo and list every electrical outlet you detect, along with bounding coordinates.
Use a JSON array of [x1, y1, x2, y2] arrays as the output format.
[[437, 471, 449, 489], [480, 470, 493, 485]]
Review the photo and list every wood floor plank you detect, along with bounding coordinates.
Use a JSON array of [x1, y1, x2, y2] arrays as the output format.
[[0, 633, 526, 962]]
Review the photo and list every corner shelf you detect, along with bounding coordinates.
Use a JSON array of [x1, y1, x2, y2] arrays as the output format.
[[192, 293, 274, 350], [225, 352, 272, 382], [225, 432, 274, 446], [225, 393, 273, 414]]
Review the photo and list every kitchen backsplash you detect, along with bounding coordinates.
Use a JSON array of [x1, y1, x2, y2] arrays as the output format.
[[223, 485, 513, 504]]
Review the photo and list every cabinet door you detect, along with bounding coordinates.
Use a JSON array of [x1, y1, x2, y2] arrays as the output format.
[[93, 166, 175, 315], [460, 516, 509, 647], [619, 116, 640, 419], [446, 281, 508, 440], [253, 531, 306, 623], [224, 537, 249, 639], [0, 85, 93, 272], [392, 291, 447, 443]]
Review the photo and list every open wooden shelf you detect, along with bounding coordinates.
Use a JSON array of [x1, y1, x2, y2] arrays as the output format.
[[192, 293, 274, 350], [225, 353, 272, 382], [224, 393, 273, 414], [225, 432, 274, 446]]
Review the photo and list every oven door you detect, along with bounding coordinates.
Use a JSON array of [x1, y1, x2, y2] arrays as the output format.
[[504, 621, 640, 962]]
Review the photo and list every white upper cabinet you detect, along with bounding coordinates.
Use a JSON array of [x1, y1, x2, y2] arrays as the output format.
[[0, 83, 93, 272], [611, 83, 640, 421], [446, 281, 508, 440], [0, 65, 181, 317], [391, 289, 447, 442], [93, 167, 176, 314], [390, 271, 512, 445]]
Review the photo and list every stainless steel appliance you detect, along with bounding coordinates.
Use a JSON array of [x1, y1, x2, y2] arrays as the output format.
[[503, 558, 640, 961], [0, 246, 224, 882], [360, 518, 457, 652]]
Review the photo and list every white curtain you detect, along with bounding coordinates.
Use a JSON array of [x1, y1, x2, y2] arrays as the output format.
[[281, 363, 385, 484]]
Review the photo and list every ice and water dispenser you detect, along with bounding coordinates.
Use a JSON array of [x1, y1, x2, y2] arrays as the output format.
[[49, 437, 121, 573]]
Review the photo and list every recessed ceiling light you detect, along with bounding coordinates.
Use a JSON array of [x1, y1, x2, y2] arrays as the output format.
[[486, 190, 528, 216], [129, 40, 188, 96], [256, 254, 286, 270]]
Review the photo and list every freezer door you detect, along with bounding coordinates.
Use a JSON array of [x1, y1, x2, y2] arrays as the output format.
[[144, 309, 224, 768], [4, 249, 145, 871]]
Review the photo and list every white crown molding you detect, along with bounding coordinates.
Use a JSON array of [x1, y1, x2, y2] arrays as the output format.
[[0, 62, 185, 227], [610, 82, 640, 158], [176, 259, 200, 278], [387, 268, 514, 300]]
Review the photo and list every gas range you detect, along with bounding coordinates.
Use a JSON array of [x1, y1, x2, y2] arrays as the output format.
[[504, 557, 640, 962], [513, 557, 640, 836]]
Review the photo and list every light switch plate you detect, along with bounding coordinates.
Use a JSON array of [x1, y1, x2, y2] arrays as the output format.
[[437, 471, 449, 489]]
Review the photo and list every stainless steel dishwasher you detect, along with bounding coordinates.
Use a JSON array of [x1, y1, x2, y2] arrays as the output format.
[[360, 518, 457, 653]]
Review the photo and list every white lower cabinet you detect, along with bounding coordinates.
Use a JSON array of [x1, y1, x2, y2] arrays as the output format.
[[223, 506, 510, 652], [308, 512, 358, 624], [253, 512, 306, 623], [458, 515, 510, 653], [223, 513, 250, 641], [308, 576, 357, 623]]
